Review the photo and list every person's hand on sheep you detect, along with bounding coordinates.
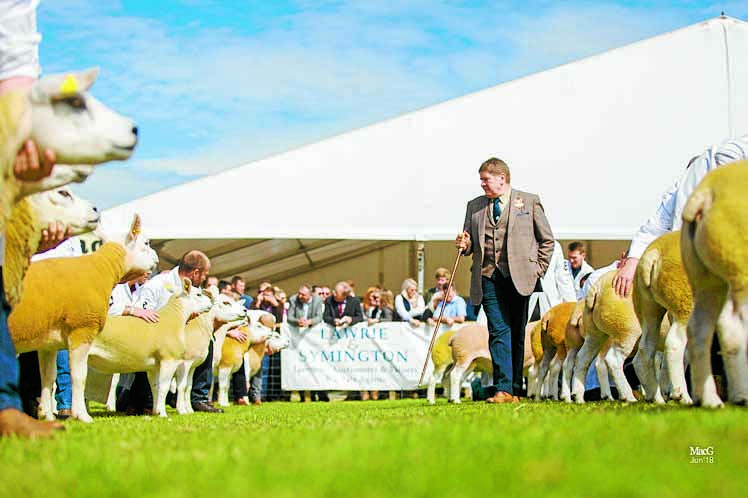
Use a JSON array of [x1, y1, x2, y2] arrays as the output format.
[[131, 308, 160, 323], [227, 328, 248, 343], [409, 318, 421, 327], [367, 318, 379, 326], [13, 139, 56, 183], [265, 343, 278, 355], [36, 221, 72, 254], [612, 251, 638, 298]]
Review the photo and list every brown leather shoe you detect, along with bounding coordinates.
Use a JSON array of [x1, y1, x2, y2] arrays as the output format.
[[0, 408, 65, 439], [56, 409, 72, 420], [486, 391, 518, 404], [252, 399, 262, 406], [235, 398, 249, 406]]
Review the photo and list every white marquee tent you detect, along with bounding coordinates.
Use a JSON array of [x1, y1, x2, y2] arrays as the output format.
[[102, 16, 748, 289]]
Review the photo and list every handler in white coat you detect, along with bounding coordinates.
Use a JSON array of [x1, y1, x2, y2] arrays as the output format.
[[528, 241, 577, 322]]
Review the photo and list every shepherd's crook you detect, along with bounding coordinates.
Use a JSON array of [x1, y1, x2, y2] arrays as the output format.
[[417, 246, 463, 387]]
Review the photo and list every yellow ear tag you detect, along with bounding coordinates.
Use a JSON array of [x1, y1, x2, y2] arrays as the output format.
[[59, 74, 79, 95]]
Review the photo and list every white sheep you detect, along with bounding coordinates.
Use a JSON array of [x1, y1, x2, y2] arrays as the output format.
[[632, 231, 693, 405], [571, 270, 642, 403], [426, 330, 457, 404], [0, 69, 137, 236], [87, 279, 212, 417], [535, 302, 575, 400], [213, 311, 288, 407], [8, 215, 158, 422], [3, 188, 100, 307], [174, 291, 248, 414], [680, 161, 748, 407], [445, 324, 493, 404]]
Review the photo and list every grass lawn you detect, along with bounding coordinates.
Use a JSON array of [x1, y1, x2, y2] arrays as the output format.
[[1, 399, 746, 498]]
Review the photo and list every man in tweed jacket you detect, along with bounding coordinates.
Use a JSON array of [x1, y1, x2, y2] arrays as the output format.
[[456, 157, 554, 402]]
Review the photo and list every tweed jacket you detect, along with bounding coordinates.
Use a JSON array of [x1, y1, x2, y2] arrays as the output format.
[[286, 294, 324, 327], [462, 188, 555, 301]]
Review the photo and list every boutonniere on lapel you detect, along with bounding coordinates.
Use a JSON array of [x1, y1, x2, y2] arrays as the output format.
[[513, 197, 529, 215]]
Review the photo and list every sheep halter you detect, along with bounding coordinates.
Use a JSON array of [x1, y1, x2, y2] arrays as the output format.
[[418, 247, 463, 387]]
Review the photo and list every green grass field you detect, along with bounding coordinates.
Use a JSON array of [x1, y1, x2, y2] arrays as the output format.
[[1, 399, 746, 498]]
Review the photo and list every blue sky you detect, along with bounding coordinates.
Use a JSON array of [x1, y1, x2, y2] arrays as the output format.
[[37, 1, 747, 209]]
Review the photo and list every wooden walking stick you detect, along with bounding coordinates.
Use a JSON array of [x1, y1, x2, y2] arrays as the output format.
[[417, 245, 463, 387]]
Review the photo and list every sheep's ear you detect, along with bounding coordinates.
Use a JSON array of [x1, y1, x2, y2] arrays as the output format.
[[202, 289, 214, 301], [77, 67, 99, 92], [126, 214, 141, 244], [182, 278, 192, 295]]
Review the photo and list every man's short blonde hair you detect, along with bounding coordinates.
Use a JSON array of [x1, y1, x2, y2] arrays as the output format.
[[435, 267, 450, 279], [479, 157, 511, 183]]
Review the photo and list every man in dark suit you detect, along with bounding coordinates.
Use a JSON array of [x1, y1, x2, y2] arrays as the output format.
[[323, 282, 364, 327], [456, 157, 554, 403]]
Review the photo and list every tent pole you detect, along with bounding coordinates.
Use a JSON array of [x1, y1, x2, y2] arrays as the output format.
[[416, 241, 425, 294]]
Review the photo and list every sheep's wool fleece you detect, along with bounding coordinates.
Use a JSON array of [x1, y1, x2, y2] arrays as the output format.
[[585, 270, 640, 341], [685, 161, 748, 290], [431, 330, 456, 369], [221, 325, 262, 375], [88, 293, 189, 373], [634, 231, 693, 322], [544, 301, 576, 344], [449, 323, 489, 365], [0, 89, 31, 265], [8, 242, 126, 350]]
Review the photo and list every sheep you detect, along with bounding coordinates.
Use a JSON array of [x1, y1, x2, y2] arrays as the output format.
[[0, 69, 137, 238], [3, 188, 100, 307], [571, 270, 642, 403], [174, 291, 248, 414], [426, 330, 456, 404], [445, 324, 493, 404], [534, 302, 576, 400], [680, 161, 748, 407], [632, 231, 693, 405], [214, 311, 289, 407], [8, 215, 158, 422], [86, 279, 212, 417], [526, 319, 543, 398], [559, 301, 612, 403]]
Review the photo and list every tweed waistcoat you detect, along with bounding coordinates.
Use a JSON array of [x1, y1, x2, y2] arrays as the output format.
[[482, 201, 510, 278]]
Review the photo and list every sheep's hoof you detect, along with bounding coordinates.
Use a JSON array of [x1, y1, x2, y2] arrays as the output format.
[[74, 413, 93, 424], [679, 395, 693, 406]]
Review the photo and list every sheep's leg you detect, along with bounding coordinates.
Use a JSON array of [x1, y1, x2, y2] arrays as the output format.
[[527, 363, 539, 400], [427, 365, 445, 405], [155, 360, 180, 417], [633, 310, 666, 404], [207, 365, 216, 405], [688, 288, 727, 408], [605, 344, 637, 403], [560, 348, 577, 402], [595, 354, 613, 400], [571, 328, 605, 404], [68, 343, 94, 423], [184, 366, 197, 414], [448, 363, 466, 404], [665, 320, 692, 405], [536, 350, 554, 400], [716, 296, 748, 405], [547, 354, 562, 401], [441, 364, 453, 402], [37, 349, 58, 421], [654, 352, 669, 398], [217, 367, 231, 407], [105, 374, 119, 412], [174, 362, 191, 415]]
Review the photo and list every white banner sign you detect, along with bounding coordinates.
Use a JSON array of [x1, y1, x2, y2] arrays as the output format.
[[281, 321, 469, 390]]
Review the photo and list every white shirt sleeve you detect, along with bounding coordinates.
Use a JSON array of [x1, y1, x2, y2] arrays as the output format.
[[0, 0, 41, 79], [135, 281, 162, 311], [556, 258, 577, 303]]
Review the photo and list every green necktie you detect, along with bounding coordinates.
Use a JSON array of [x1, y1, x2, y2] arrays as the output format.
[[493, 197, 501, 223]]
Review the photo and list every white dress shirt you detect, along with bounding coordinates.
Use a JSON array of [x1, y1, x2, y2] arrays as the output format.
[[628, 135, 748, 259], [135, 267, 183, 311]]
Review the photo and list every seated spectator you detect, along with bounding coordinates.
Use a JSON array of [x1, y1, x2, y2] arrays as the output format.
[[362, 287, 393, 326], [275, 287, 288, 321], [380, 290, 395, 319], [204, 275, 219, 289], [427, 286, 467, 327], [287, 285, 323, 329], [424, 268, 450, 310], [217, 280, 233, 297], [394, 278, 426, 326], [251, 282, 285, 402]]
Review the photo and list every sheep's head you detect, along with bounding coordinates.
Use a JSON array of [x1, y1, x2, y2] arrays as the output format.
[[246, 310, 274, 344], [266, 331, 290, 353], [29, 68, 138, 165], [26, 188, 100, 236], [213, 294, 248, 324]]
